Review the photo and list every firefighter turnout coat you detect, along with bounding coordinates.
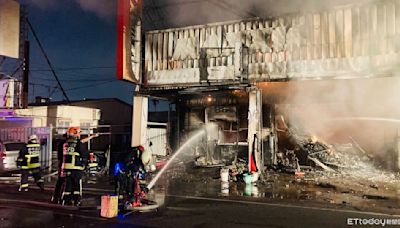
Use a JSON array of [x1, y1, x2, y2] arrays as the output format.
[[18, 143, 41, 170]]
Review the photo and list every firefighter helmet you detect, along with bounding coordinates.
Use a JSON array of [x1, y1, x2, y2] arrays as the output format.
[[138, 145, 145, 152], [139, 145, 151, 166], [28, 134, 38, 143], [67, 127, 81, 137]]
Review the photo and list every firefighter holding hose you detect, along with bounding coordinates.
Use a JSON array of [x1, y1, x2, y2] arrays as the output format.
[[115, 145, 151, 208], [60, 127, 88, 206], [51, 132, 98, 204]]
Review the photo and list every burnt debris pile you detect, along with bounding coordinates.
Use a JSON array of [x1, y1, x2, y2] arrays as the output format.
[[276, 127, 400, 185]]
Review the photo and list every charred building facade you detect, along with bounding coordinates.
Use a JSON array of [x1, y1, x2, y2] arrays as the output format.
[[118, 0, 400, 172]]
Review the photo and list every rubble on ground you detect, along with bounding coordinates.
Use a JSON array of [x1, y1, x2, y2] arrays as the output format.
[[194, 156, 224, 167], [276, 127, 400, 187], [224, 158, 248, 182]]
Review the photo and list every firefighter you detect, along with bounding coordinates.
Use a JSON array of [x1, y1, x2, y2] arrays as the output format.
[[51, 133, 67, 204], [61, 127, 88, 206], [125, 145, 148, 207], [51, 132, 98, 204], [17, 135, 44, 192], [87, 151, 98, 176]]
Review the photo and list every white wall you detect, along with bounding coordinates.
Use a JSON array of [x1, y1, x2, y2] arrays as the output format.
[[146, 127, 167, 156], [15, 106, 48, 127], [15, 105, 100, 129], [0, 0, 20, 58], [55, 105, 100, 127]]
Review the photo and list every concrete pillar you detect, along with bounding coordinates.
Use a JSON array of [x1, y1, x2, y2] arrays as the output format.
[[132, 96, 148, 147], [48, 124, 53, 173], [247, 88, 263, 172], [396, 129, 400, 171], [175, 100, 181, 149]]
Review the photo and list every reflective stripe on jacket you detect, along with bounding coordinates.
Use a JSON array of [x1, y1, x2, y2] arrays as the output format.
[[62, 140, 84, 170], [21, 144, 40, 169]]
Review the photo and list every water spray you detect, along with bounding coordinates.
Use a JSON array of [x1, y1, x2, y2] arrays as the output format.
[[147, 123, 217, 190]]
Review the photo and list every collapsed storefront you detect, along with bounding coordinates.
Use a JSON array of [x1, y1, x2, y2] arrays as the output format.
[[117, 0, 400, 186], [136, 0, 400, 176]]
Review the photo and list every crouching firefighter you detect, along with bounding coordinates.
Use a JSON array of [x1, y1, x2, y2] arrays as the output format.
[[17, 135, 44, 192], [61, 127, 88, 206], [125, 145, 151, 207]]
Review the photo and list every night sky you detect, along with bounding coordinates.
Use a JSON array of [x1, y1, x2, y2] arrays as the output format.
[[18, 0, 133, 104]]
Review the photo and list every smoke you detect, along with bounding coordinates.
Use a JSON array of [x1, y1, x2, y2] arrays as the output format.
[[27, 0, 371, 28], [148, 0, 367, 28], [75, 0, 116, 20], [275, 77, 400, 153], [260, 76, 400, 157], [143, 0, 400, 158]]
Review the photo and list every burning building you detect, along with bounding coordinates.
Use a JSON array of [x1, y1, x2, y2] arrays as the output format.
[[118, 0, 400, 174]]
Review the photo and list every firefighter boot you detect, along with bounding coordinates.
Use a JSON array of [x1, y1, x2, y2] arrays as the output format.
[[18, 187, 28, 192], [37, 181, 45, 192], [19, 183, 29, 192], [62, 194, 73, 206], [73, 195, 81, 207], [50, 196, 59, 204]]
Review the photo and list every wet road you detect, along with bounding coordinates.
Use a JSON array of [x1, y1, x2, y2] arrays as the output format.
[[1, 161, 399, 228], [0, 183, 399, 228]]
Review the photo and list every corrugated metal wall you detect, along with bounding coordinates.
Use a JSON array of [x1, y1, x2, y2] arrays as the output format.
[[144, 18, 277, 85], [285, 0, 400, 78], [144, 0, 400, 87], [146, 127, 167, 156]]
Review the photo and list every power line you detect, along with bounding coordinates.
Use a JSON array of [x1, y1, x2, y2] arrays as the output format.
[[34, 77, 112, 83], [59, 71, 113, 79], [31, 73, 113, 82], [27, 18, 70, 103], [50, 80, 117, 92], [10, 62, 23, 77], [48, 80, 114, 96], [32, 70, 112, 80], [1, 60, 21, 76], [29, 82, 58, 98], [65, 80, 116, 91], [30, 66, 115, 71], [29, 82, 58, 89]]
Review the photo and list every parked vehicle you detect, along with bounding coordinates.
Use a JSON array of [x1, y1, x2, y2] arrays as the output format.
[[0, 142, 26, 171]]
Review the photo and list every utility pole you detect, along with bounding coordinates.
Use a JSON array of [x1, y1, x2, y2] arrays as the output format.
[[26, 18, 70, 103], [22, 41, 29, 108]]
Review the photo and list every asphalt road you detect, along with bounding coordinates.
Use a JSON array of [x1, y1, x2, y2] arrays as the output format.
[[1, 162, 399, 228], [0, 184, 399, 228]]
